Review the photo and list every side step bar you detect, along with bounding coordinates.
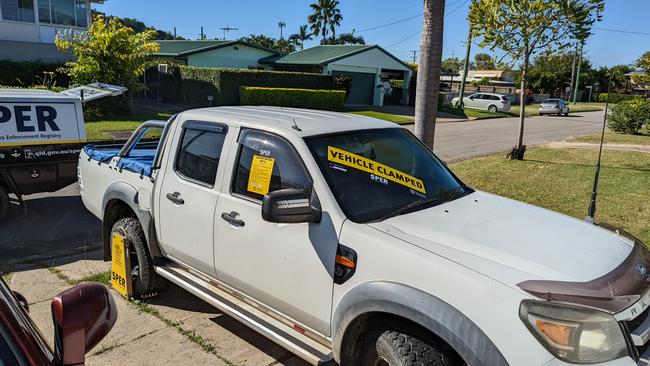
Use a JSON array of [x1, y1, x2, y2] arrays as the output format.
[[154, 264, 334, 365]]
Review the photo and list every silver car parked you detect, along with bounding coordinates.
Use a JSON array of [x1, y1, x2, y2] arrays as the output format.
[[539, 99, 570, 116]]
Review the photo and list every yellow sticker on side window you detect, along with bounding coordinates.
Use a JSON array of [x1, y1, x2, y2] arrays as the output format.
[[327, 146, 426, 194], [247, 155, 275, 195]]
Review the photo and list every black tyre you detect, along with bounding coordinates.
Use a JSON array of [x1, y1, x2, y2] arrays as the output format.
[[0, 185, 9, 222], [111, 217, 156, 297], [363, 327, 461, 366], [488, 105, 497, 113]]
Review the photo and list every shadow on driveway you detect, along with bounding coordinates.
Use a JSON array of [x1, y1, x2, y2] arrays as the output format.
[[0, 185, 101, 265]]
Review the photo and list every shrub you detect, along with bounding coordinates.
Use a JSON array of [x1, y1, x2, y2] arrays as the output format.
[[597, 93, 642, 103], [175, 66, 334, 106], [0, 60, 69, 87], [607, 99, 650, 134], [240, 87, 346, 110]]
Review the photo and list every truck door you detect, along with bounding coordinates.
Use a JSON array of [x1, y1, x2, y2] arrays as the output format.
[[156, 120, 230, 277], [214, 129, 337, 336]]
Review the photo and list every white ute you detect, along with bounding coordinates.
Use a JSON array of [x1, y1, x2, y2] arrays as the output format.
[[79, 106, 650, 366]]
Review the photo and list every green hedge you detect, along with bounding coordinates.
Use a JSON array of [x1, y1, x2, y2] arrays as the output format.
[[240, 87, 346, 110], [596, 93, 643, 103], [166, 66, 335, 106], [0, 60, 69, 87]]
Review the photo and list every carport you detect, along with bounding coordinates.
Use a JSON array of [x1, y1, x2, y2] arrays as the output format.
[[262, 45, 413, 106]]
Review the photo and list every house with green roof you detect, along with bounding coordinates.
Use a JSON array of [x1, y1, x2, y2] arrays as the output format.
[[262, 45, 413, 106], [152, 41, 412, 106], [152, 40, 280, 69]]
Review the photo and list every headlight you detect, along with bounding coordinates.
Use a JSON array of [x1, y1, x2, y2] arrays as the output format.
[[520, 300, 629, 363]]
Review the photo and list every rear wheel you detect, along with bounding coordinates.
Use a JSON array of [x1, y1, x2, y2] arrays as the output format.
[[0, 185, 9, 222], [488, 105, 497, 113], [362, 325, 462, 366], [111, 217, 156, 297]]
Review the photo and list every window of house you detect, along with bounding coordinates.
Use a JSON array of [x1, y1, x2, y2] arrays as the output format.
[[1, 0, 35, 23], [232, 129, 311, 201], [37, 0, 87, 27], [175, 122, 227, 186]]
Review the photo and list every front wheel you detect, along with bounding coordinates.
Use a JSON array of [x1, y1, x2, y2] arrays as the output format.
[[111, 217, 156, 297], [363, 328, 461, 366], [0, 185, 9, 222], [488, 105, 497, 113]]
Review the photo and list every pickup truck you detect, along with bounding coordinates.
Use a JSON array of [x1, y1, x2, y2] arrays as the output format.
[[79, 106, 650, 366]]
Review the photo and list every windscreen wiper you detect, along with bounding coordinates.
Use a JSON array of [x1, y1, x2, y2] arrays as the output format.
[[374, 198, 439, 222]]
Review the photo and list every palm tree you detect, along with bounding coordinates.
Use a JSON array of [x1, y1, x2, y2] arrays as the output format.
[[327, 32, 364, 45], [308, 0, 343, 45], [414, 0, 445, 149], [289, 24, 313, 50], [278, 21, 286, 39]]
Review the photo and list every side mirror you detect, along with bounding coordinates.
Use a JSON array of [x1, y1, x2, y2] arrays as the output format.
[[262, 188, 322, 224], [51, 283, 117, 365], [13, 291, 29, 313]]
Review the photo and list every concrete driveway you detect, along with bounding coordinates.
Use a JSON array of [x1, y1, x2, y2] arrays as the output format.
[[405, 110, 605, 162]]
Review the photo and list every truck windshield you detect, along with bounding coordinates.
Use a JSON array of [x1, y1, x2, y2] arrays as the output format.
[[306, 128, 470, 223]]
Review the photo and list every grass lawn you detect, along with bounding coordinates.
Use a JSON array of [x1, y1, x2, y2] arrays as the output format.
[[439, 106, 510, 119], [450, 147, 650, 244], [85, 109, 171, 142], [507, 102, 604, 117], [568, 129, 650, 146], [347, 110, 414, 124]]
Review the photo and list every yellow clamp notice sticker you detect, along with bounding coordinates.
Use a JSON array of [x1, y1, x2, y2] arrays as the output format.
[[247, 155, 275, 195], [111, 233, 132, 298], [328, 146, 426, 194]]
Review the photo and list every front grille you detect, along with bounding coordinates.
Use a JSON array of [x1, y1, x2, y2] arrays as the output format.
[[629, 308, 650, 332]]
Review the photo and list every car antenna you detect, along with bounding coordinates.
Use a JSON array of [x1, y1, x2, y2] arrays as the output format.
[[585, 68, 613, 224], [291, 117, 302, 131]]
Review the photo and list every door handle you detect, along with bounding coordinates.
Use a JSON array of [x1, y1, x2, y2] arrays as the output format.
[[221, 211, 245, 227], [166, 192, 184, 205]]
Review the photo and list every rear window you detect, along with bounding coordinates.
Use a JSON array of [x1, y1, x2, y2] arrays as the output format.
[[175, 122, 227, 186]]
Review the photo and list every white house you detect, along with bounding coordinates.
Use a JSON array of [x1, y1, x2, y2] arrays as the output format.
[[0, 0, 101, 62]]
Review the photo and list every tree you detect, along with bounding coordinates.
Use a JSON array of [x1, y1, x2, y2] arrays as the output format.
[[441, 57, 461, 74], [469, 0, 604, 160], [308, 0, 342, 44], [278, 21, 286, 39], [327, 32, 365, 45], [289, 25, 313, 50], [55, 15, 159, 114], [91, 10, 183, 40], [414, 0, 445, 149], [240, 34, 296, 53], [637, 51, 650, 81], [526, 51, 594, 96], [474, 53, 496, 69]]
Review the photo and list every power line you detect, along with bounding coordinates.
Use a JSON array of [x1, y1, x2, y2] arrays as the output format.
[[356, 0, 467, 34], [593, 27, 650, 36], [357, 14, 423, 33], [385, 0, 470, 49]]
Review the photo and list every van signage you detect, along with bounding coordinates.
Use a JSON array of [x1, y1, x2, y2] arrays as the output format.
[[0, 103, 83, 146]]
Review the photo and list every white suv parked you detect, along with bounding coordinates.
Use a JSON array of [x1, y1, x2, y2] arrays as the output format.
[[78, 106, 650, 366], [451, 92, 512, 112]]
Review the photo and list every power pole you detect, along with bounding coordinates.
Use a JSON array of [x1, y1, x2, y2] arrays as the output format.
[[410, 50, 418, 64], [572, 43, 583, 105], [457, 22, 473, 108], [568, 43, 577, 100]]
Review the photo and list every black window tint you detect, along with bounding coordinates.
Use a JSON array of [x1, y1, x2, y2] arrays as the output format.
[[233, 129, 311, 201], [175, 123, 226, 186], [491, 95, 500, 100], [0, 325, 20, 366]]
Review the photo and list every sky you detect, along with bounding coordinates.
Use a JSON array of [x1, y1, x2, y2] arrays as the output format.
[[95, 0, 650, 69]]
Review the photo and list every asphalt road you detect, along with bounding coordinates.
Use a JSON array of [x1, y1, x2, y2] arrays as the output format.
[[0, 111, 605, 265], [406, 110, 605, 162]]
